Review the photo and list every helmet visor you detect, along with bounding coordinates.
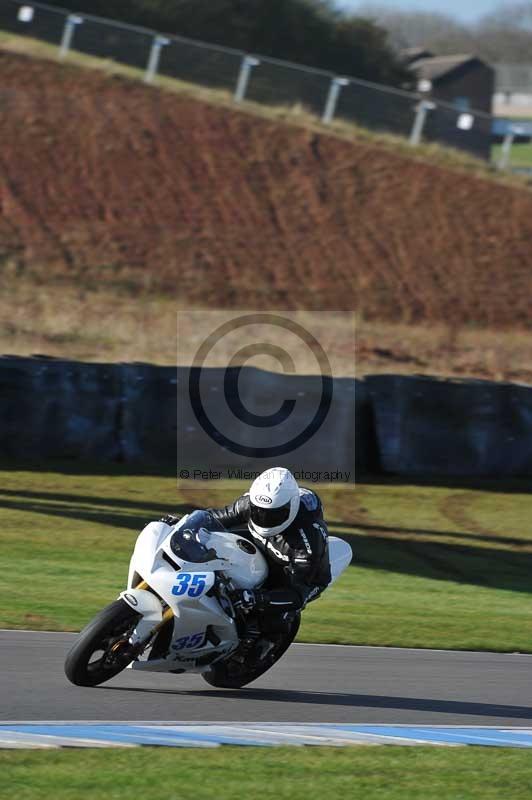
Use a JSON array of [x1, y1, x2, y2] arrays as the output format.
[[250, 500, 291, 530]]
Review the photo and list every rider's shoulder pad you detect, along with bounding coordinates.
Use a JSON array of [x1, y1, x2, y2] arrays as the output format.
[[299, 487, 321, 512]]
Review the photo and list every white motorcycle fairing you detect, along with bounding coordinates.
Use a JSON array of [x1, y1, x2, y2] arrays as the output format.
[[122, 512, 269, 674], [329, 536, 353, 582]]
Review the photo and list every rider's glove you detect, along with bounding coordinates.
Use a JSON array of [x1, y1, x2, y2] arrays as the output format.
[[231, 589, 262, 614], [160, 514, 181, 526]]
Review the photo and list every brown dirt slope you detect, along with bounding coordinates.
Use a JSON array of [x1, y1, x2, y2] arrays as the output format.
[[0, 50, 531, 327]]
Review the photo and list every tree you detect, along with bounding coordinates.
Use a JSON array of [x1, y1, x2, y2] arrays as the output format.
[[327, 16, 412, 83], [354, 4, 475, 54], [48, 0, 409, 85], [475, 2, 532, 63], [353, 1, 532, 64]]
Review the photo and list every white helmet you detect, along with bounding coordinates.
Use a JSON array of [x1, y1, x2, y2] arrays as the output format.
[[248, 467, 300, 538]]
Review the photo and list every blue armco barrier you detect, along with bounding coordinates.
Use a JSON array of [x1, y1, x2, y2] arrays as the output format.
[[3, 356, 532, 477]]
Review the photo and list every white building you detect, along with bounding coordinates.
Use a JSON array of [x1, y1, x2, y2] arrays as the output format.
[[494, 64, 532, 117]]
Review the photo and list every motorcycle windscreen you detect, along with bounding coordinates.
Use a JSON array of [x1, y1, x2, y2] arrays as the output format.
[[170, 510, 225, 562]]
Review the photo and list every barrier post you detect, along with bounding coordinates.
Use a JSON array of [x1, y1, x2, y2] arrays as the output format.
[[322, 77, 349, 125], [409, 100, 435, 146], [234, 55, 260, 103], [497, 126, 523, 170], [144, 35, 170, 84], [59, 14, 83, 60]]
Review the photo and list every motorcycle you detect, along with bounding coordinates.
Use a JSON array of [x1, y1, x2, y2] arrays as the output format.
[[65, 510, 353, 689]]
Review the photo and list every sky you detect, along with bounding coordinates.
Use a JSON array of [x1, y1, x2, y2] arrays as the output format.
[[336, 0, 504, 23]]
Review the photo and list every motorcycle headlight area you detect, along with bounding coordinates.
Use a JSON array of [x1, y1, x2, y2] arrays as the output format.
[[170, 530, 217, 563]]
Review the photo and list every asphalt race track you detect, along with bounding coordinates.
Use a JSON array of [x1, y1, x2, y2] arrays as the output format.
[[3, 630, 532, 725]]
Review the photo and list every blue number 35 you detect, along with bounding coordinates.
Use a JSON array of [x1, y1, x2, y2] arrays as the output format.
[[172, 573, 208, 598]]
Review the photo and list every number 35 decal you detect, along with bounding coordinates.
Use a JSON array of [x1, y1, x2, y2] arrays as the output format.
[[172, 572, 208, 598], [172, 632, 205, 651]]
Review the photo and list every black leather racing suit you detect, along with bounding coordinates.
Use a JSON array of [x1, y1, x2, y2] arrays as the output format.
[[208, 487, 331, 627]]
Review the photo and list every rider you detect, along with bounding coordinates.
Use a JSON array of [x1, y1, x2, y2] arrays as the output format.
[[207, 467, 331, 633], [163, 467, 331, 633]]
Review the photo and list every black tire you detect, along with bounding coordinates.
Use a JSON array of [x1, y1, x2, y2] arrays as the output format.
[[202, 613, 300, 689], [64, 599, 140, 687]]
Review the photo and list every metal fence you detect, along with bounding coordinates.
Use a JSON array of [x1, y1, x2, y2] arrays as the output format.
[[0, 0, 509, 163]]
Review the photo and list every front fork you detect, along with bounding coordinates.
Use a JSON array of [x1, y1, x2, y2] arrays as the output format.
[[119, 584, 172, 648]]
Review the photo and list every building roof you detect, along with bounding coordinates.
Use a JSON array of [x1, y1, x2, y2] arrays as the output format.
[[410, 54, 481, 82], [401, 47, 434, 65]]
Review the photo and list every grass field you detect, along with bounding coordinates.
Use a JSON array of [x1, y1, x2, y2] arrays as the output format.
[[2, 465, 532, 651], [492, 141, 532, 168], [4, 274, 532, 384], [3, 746, 532, 800]]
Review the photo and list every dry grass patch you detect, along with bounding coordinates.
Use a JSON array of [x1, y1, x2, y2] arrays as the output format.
[[1, 276, 531, 383]]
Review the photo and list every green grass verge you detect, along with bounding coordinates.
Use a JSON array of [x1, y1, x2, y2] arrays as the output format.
[[2, 746, 532, 800], [2, 465, 532, 650], [492, 141, 532, 168]]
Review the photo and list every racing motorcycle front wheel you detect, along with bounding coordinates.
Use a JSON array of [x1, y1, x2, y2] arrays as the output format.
[[64, 599, 141, 687], [202, 612, 300, 689]]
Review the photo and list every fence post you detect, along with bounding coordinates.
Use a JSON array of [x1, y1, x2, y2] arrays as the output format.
[[322, 77, 349, 125], [497, 126, 522, 170], [409, 100, 435, 146], [234, 55, 259, 103], [144, 35, 170, 84], [58, 14, 83, 60]]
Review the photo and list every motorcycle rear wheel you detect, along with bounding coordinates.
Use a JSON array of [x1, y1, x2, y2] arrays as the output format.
[[202, 613, 300, 689], [64, 599, 140, 687]]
